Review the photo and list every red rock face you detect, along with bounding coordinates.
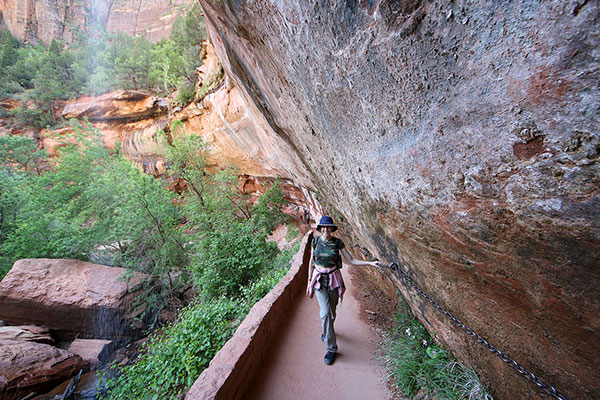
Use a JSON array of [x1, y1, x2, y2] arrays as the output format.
[[0, 0, 194, 45], [0, 259, 147, 342], [60, 90, 165, 122], [198, 1, 599, 399]]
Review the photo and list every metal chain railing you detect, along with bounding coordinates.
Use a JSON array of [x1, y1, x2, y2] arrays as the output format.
[[352, 244, 573, 400]]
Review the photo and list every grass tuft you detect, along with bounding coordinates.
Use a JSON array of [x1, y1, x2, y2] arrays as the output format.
[[382, 299, 493, 399]]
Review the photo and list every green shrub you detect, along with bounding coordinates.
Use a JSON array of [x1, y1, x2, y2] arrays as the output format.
[[12, 104, 55, 130], [240, 241, 300, 306], [102, 297, 241, 400], [190, 218, 279, 299], [285, 224, 300, 242], [102, 241, 299, 400], [383, 300, 493, 399], [175, 82, 196, 105]]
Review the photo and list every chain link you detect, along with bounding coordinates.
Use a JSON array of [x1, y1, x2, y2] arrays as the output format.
[[352, 244, 572, 400]]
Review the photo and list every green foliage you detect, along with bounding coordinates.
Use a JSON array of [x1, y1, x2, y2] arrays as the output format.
[[102, 297, 241, 399], [0, 122, 186, 290], [175, 82, 196, 105], [0, 135, 49, 274], [190, 218, 279, 299], [33, 39, 84, 102], [0, 29, 20, 70], [250, 178, 287, 234], [383, 300, 493, 399], [239, 241, 300, 306], [0, 134, 47, 172], [160, 126, 209, 207], [4, 44, 45, 93], [106, 33, 152, 90], [158, 123, 287, 299], [0, 170, 30, 275], [0, 29, 28, 97], [166, 3, 206, 94], [102, 241, 298, 400], [285, 224, 300, 242]]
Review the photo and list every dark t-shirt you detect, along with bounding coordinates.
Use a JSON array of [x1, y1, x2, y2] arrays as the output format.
[[312, 236, 345, 269]]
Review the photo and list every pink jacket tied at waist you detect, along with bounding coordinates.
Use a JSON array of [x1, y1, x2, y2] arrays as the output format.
[[306, 264, 346, 302]]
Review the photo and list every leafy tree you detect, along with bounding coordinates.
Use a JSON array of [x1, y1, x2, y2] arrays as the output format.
[[0, 134, 48, 275], [157, 121, 288, 298], [0, 122, 187, 292], [10, 39, 88, 128], [150, 4, 207, 102], [6, 44, 45, 91], [250, 178, 287, 234], [34, 39, 83, 102], [160, 123, 210, 208], [0, 134, 48, 173]]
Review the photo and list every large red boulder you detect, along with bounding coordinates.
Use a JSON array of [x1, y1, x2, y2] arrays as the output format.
[[0, 339, 87, 400], [0, 259, 147, 343]]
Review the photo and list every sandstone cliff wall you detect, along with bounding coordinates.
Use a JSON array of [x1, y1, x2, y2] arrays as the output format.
[[197, 1, 600, 399], [0, 0, 193, 45]]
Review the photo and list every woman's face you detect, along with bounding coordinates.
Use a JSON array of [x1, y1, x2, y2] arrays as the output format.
[[321, 226, 333, 237]]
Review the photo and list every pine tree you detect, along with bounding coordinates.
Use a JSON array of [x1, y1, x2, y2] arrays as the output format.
[[0, 29, 20, 70]]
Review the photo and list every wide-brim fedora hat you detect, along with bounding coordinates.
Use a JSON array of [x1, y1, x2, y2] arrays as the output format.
[[317, 215, 338, 232]]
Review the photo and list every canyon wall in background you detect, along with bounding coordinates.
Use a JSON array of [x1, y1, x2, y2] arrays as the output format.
[[0, 0, 194, 45]]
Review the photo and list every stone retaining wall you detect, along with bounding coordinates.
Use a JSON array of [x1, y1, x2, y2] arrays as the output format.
[[185, 232, 313, 400]]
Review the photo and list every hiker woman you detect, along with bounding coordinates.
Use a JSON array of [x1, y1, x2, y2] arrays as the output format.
[[306, 215, 380, 365]]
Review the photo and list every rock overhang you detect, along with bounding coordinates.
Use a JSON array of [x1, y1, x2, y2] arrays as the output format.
[[197, 1, 600, 399]]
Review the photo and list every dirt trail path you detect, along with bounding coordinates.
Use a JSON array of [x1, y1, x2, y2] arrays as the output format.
[[245, 265, 390, 400]]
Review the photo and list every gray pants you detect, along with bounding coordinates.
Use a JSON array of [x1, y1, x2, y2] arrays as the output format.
[[315, 275, 339, 353]]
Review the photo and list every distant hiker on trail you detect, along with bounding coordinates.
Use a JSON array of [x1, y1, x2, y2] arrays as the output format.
[[306, 215, 380, 365]]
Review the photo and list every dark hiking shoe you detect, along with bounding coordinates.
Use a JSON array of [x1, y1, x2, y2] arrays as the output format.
[[324, 351, 336, 365]]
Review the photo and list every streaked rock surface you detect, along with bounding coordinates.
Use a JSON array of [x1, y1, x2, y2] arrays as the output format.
[[67, 338, 113, 369], [0, 325, 54, 344], [0, 258, 147, 342]]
